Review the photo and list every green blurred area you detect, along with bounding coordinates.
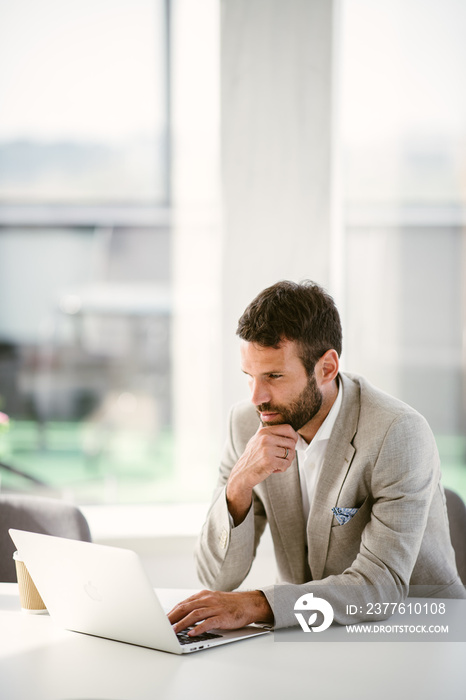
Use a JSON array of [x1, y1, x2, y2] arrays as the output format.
[[1, 421, 466, 505], [0, 419, 179, 504], [435, 435, 466, 502]]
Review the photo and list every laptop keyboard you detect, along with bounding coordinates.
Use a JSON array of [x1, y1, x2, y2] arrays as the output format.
[[176, 627, 223, 646]]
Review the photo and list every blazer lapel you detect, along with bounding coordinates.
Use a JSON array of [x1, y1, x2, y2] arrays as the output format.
[[263, 456, 310, 582], [306, 373, 360, 581]]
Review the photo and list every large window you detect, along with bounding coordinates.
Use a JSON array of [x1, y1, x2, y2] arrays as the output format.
[[0, 1, 174, 503], [341, 0, 466, 497], [0, 0, 167, 203]]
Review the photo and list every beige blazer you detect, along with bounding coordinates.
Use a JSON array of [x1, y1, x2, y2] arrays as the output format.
[[195, 373, 465, 628]]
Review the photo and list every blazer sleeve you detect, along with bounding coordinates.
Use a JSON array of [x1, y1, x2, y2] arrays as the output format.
[[194, 404, 268, 591], [261, 410, 463, 627]]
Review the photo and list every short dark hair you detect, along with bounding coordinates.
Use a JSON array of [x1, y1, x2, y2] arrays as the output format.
[[236, 280, 342, 375]]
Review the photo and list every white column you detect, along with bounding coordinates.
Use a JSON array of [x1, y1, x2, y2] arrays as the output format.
[[171, 0, 223, 494], [221, 0, 342, 416]]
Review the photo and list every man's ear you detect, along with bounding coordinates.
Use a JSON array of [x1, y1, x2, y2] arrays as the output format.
[[318, 349, 339, 384]]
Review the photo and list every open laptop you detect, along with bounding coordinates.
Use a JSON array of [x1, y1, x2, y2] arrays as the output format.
[[9, 528, 270, 654]]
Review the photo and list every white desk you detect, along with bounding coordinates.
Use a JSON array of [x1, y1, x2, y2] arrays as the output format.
[[1, 583, 465, 700]]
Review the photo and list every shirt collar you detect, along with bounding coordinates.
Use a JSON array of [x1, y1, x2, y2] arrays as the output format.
[[296, 378, 342, 452]]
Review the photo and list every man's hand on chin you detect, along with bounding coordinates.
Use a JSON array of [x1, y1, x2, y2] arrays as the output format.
[[167, 589, 274, 636]]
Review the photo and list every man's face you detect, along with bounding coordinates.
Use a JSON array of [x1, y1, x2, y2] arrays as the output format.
[[240, 339, 323, 431]]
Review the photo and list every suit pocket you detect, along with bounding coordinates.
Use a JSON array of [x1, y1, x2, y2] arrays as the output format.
[[331, 496, 371, 534], [324, 497, 372, 575]]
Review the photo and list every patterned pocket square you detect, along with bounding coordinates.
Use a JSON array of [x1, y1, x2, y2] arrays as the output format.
[[332, 506, 358, 525]]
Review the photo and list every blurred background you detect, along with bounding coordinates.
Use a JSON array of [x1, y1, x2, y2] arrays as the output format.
[[0, 0, 465, 516]]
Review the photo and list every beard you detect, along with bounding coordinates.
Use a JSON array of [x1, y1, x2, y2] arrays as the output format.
[[256, 373, 323, 431]]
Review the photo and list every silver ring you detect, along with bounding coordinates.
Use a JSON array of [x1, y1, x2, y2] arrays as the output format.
[[283, 447, 289, 459]]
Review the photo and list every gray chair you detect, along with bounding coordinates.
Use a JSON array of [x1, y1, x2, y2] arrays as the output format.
[[445, 487, 466, 585], [0, 493, 91, 582]]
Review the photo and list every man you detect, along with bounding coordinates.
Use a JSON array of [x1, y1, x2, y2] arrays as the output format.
[[169, 280, 464, 637]]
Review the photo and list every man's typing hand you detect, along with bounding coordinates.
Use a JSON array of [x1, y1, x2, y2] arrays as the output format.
[[226, 423, 297, 525], [168, 589, 273, 637]]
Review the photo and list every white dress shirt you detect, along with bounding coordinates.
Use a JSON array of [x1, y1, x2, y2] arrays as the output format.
[[228, 380, 342, 529], [295, 380, 342, 522]]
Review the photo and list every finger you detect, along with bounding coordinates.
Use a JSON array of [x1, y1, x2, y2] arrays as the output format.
[[277, 445, 295, 460], [172, 606, 219, 634], [271, 447, 295, 473], [259, 433, 297, 455], [168, 607, 186, 625], [271, 443, 295, 463], [167, 590, 211, 622], [169, 591, 221, 627], [271, 434, 298, 448], [272, 463, 292, 473], [171, 606, 206, 632], [187, 615, 224, 636], [168, 602, 202, 625], [259, 424, 299, 441]]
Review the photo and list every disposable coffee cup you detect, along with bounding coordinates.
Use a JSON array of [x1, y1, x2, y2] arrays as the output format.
[[13, 551, 47, 614]]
